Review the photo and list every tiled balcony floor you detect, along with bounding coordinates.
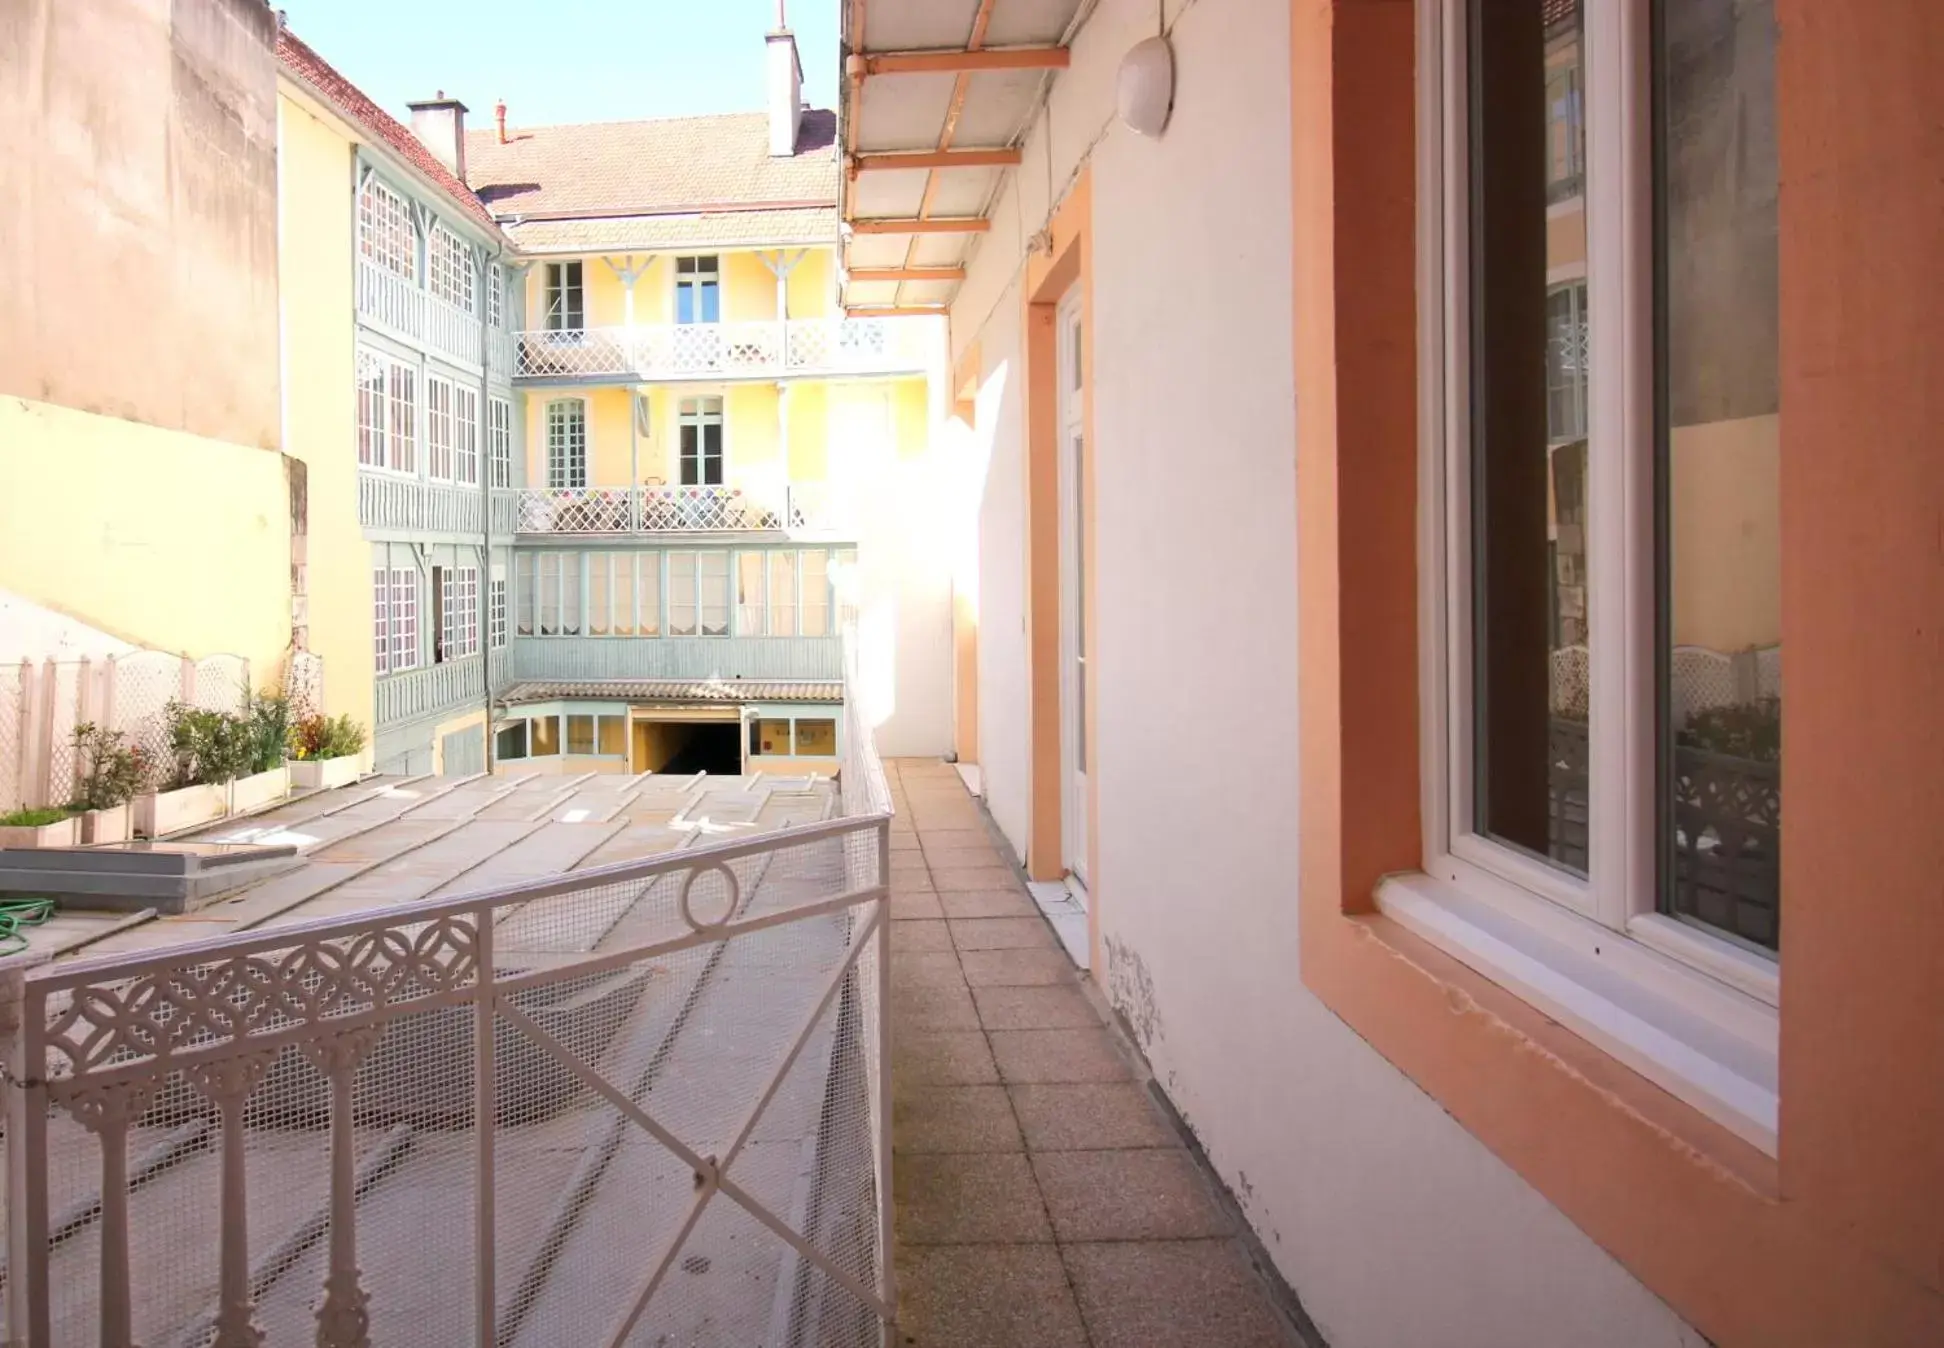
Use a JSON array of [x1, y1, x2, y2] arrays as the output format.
[[883, 759, 1307, 1348]]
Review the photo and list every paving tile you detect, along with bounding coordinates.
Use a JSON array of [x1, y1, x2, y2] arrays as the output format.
[[893, 979, 982, 1031], [1008, 1083, 1178, 1151], [973, 983, 1103, 1031], [916, 829, 994, 851], [960, 948, 1078, 988], [1061, 1241, 1298, 1348], [889, 832, 923, 852], [894, 1152, 1052, 1244], [892, 951, 970, 989], [932, 866, 1022, 892], [894, 1084, 1024, 1153], [889, 890, 945, 921], [1031, 1150, 1234, 1241], [890, 919, 955, 952], [939, 890, 1038, 919], [988, 1028, 1134, 1084], [894, 1245, 1090, 1348], [921, 846, 1004, 871], [891, 874, 939, 895], [890, 858, 934, 881], [949, 917, 1055, 951], [893, 1031, 1000, 1087]]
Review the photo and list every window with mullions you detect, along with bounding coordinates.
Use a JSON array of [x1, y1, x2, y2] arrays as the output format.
[[428, 225, 475, 312], [1437, 0, 1781, 966], [545, 261, 584, 331], [489, 576, 507, 649], [358, 179, 416, 280], [486, 263, 504, 329], [489, 397, 514, 488], [678, 397, 724, 486], [547, 400, 588, 489], [585, 552, 661, 636], [427, 376, 455, 480], [454, 385, 480, 486], [674, 255, 721, 324], [668, 551, 729, 637], [387, 363, 418, 475]]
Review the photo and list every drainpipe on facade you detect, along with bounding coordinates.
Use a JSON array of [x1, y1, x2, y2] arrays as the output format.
[[480, 240, 502, 774]]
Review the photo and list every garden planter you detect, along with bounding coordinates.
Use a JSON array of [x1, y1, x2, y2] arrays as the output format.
[[289, 754, 364, 791], [228, 764, 290, 814], [134, 783, 228, 838], [0, 815, 79, 849], [80, 803, 131, 845]]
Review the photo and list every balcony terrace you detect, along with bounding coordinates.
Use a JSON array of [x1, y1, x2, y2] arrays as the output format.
[[358, 259, 515, 381], [512, 317, 929, 385], [507, 482, 847, 540]]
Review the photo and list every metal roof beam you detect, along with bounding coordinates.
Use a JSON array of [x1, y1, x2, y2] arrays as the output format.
[[847, 46, 1069, 77], [847, 266, 966, 283], [851, 148, 1021, 173], [850, 217, 990, 234]]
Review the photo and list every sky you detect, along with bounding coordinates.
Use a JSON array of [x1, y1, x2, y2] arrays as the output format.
[[278, 0, 840, 130]]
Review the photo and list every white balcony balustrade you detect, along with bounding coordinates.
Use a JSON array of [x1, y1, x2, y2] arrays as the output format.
[[505, 483, 842, 536], [356, 258, 513, 379], [514, 318, 929, 383], [359, 469, 493, 536]]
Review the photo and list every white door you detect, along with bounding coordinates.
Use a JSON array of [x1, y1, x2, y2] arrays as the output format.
[[1056, 289, 1090, 893]]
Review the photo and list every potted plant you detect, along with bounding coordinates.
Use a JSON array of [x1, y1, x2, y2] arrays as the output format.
[[228, 693, 293, 812], [69, 722, 146, 844], [0, 805, 81, 849], [287, 712, 369, 790], [134, 701, 253, 837]]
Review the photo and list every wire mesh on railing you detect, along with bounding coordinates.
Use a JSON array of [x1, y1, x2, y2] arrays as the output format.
[[4, 807, 891, 1347]]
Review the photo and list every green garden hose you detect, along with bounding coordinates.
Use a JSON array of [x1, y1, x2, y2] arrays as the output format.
[[0, 897, 54, 957]]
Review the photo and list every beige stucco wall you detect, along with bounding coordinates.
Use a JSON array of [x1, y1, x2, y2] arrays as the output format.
[[1670, 413, 1781, 652], [0, 0, 280, 447], [951, 1, 1705, 1344]]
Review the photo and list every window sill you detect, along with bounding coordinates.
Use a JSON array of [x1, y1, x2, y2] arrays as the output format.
[[1374, 870, 1778, 1154]]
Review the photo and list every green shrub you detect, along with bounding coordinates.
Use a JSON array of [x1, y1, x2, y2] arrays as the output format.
[[0, 806, 75, 828], [69, 723, 147, 811], [1678, 697, 1781, 763], [288, 713, 368, 762], [164, 701, 255, 788], [245, 693, 293, 775]]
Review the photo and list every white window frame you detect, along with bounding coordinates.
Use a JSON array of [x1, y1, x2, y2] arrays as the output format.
[[388, 568, 419, 673], [678, 396, 725, 486], [547, 399, 588, 489], [441, 565, 478, 661], [372, 568, 391, 676], [426, 375, 455, 481], [358, 347, 420, 476], [358, 178, 417, 281], [428, 224, 475, 313], [1380, 0, 1780, 1157], [668, 550, 728, 638], [489, 573, 507, 649], [674, 254, 721, 325], [545, 261, 585, 332], [454, 384, 480, 486], [488, 396, 514, 488]]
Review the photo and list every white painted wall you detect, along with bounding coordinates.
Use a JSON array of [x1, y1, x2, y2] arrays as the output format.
[[951, 0, 1707, 1344]]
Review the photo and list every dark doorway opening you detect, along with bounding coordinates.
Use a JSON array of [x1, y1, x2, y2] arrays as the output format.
[[636, 720, 743, 776]]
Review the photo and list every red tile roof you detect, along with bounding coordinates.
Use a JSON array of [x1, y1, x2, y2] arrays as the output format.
[[275, 26, 502, 236], [464, 110, 839, 222]]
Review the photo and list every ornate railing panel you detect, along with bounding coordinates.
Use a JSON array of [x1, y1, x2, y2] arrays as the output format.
[[0, 648, 893, 1347], [514, 318, 929, 382], [504, 484, 842, 536]]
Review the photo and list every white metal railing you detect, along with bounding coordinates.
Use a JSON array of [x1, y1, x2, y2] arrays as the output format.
[[504, 483, 843, 536], [1, 643, 894, 1346], [358, 469, 493, 536], [514, 318, 929, 382]]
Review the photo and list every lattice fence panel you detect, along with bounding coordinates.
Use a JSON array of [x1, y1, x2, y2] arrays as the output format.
[[44, 662, 82, 808], [192, 655, 250, 716], [0, 663, 24, 815], [110, 651, 185, 793]]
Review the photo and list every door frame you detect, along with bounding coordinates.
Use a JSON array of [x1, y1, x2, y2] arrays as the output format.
[[1055, 286, 1090, 894]]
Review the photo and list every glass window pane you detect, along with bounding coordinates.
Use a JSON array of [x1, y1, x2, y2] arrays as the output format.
[[800, 550, 828, 636], [496, 721, 528, 761], [794, 718, 836, 756], [531, 716, 560, 757], [669, 552, 697, 636], [738, 552, 766, 634], [589, 555, 610, 636], [769, 551, 798, 637], [639, 552, 662, 636], [1656, 0, 1781, 952], [699, 551, 729, 636], [756, 718, 793, 756], [598, 716, 626, 756], [1467, 0, 1589, 877], [562, 553, 583, 636], [613, 555, 635, 636], [566, 715, 596, 756]]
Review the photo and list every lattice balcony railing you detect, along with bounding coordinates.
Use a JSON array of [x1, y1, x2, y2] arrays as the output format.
[[504, 484, 844, 536], [514, 318, 929, 382]]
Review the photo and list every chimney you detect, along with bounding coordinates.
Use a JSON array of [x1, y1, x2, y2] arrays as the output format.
[[494, 99, 508, 145], [406, 91, 469, 179], [767, 0, 804, 157]]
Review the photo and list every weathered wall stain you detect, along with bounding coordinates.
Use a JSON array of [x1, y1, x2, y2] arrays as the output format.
[[1103, 931, 1162, 1053], [0, 0, 280, 448]]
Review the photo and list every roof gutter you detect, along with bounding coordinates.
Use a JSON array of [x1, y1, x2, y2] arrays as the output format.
[[485, 197, 837, 225]]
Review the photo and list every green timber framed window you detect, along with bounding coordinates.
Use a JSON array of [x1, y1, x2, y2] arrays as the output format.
[[1391, 0, 1783, 1153], [357, 348, 419, 474], [427, 376, 456, 481], [668, 551, 730, 637], [436, 565, 479, 662], [546, 399, 588, 489], [489, 396, 514, 487], [735, 549, 831, 636], [357, 177, 416, 281], [454, 385, 480, 486], [427, 224, 475, 313], [586, 553, 663, 636], [373, 567, 419, 676]]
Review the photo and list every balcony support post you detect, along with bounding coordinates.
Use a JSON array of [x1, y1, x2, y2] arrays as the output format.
[[604, 255, 657, 379], [629, 383, 642, 533]]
